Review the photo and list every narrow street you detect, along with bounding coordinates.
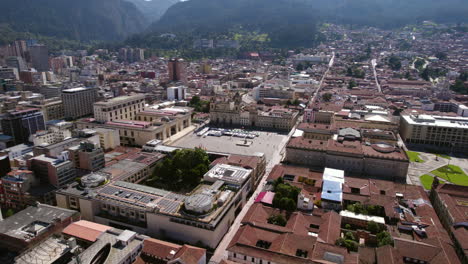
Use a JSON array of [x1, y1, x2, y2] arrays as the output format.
[[371, 58, 382, 93], [310, 52, 335, 104], [209, 124, 296, 263]]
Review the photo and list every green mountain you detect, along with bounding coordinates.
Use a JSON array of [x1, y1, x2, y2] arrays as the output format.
[[126, 0, 180, 22], [146, 0, 468, 48], [150, 0, 319, 48], [0, 0, 148, 41]]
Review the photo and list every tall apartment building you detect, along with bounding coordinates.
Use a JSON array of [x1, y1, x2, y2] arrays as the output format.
[[168, 58, 187, 83], [62, 87, 98, 120], [0, 170, 38, 209], [0, 67, 19, 80], [29, 44, 49, 71], [6, 56, 28, 72], [93, 94, 146, 122], [400, 114, 468, 152], [28, 153, 76, 188], [1, 108, 46, 145], [25, 97, 64, 121], [118, 48, 145, 63]]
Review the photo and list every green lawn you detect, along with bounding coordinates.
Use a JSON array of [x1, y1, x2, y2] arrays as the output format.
[[406, 151, 424, 163], [420, 174, 434, 190], [436, 154, 451, 160], [431, 165, 468, 186]]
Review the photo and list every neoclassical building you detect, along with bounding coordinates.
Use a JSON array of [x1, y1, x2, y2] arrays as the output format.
[[209, 94, 299, 131]]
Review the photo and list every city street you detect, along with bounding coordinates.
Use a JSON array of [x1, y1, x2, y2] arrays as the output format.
[[371, 58, 382, 93]]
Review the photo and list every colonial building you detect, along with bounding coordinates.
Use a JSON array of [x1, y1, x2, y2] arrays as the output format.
[[286, 127, 409, 182]]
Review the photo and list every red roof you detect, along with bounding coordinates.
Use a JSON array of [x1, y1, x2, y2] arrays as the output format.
[[62, 220, 111, 242]]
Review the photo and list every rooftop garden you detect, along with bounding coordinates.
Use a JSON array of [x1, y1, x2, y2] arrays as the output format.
[[146, 148, 211, 192], [346, 203, 385, 217]]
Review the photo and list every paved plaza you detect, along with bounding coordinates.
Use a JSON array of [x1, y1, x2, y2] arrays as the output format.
[[170, 129, 290, 161], [406, 149, 468, 187]]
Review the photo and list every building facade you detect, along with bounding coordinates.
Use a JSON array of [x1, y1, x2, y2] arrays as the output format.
[[1, 108, 46, 145], [93, 94, 146, 122], [400, 114, 468, 152], [62, 87, 98, 120]]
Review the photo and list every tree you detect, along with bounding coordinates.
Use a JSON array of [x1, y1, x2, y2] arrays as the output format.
[[268, 214, 287, 226], [388, 55, 402, 71], [405, 71, 411, 80], [296, 63, 304, 71], [421, 68, 430, 81], [190, 95, 201, 106], [336, 238, 358, 252], [5, 209, 14, 218], [344, 231, 355, 241], [322, 93, 332, 102], [348, 79, 357, 89], [272, 178, 300, 211], [414, 58, 425, 71], [149, 148, 210, 191], [377, 231, 393, 247], [435, 51, 447, 60], [367, 221, 380, 234]]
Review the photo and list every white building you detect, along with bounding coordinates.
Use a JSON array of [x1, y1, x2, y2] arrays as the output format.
[[93, 94, 146, 122], [321, 168, 344, 211], [31, 122, 72, 146], [167, 86, 187, 101]]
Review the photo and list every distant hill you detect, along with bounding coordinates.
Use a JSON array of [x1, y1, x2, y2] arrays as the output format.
[[126, 0, 180, 22], [147, 0, 468, 47], [150, 0, 319, 48], [0, 0, 148, 41]]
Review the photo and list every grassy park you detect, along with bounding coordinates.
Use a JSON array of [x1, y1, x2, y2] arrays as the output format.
[[406, 151, 424, 163], [419, 174, 434, 190], [431, 165, 468, 186]]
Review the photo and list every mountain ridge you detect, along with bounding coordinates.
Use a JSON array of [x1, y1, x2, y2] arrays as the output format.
[[0, 0, 148, 41]]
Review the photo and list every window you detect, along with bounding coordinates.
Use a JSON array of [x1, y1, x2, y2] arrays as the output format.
[[380, 190, 386, 195]]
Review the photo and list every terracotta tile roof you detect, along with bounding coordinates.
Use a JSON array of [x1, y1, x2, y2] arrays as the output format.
[[434, 184, 468, 223], [394, 237, 460, 264], [227, 225, 317, 264], [317, 211, 341, 244], [375, 245, 403, 264], [141, 238, 181, 260], [173, 244, 206, 264], [62, 220, 111, 242], [311, 242, 359, 264]]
